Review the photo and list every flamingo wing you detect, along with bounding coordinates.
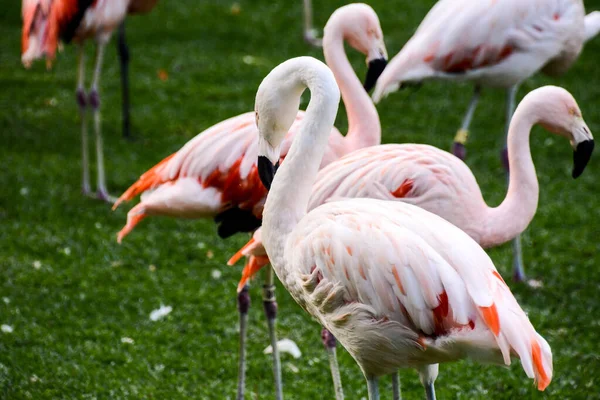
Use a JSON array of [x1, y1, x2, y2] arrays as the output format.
[[374, 0, 584, 96], [286, 199, 551, 389]]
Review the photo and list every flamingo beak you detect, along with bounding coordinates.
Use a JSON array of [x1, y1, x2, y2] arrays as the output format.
[[258, 156, 279, 190], [572, 139, 594, 178], [363, 57, 388, 92]]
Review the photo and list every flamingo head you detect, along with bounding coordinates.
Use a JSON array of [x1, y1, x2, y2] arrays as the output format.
[[531, 86, 594, 178], [324, 4, 388, 92], [255, 57, 339, 189]]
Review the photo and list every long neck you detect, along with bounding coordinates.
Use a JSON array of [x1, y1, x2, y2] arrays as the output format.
[[262, 81, 339, 268], [483, 108, 539, 247], [323, 30, 381, 152]]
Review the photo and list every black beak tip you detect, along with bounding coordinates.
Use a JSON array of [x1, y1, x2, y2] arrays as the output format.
[[258, 156, 278, 190], [572, 139, 595, 179], [363, 58, 388, 92]]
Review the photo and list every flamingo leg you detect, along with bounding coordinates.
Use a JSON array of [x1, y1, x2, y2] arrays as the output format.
[[89, 42, 115, 203], [452, 85, 481, 160], [366, 376, 380, 400], [424, 382, 437, 400], [117, 22, 131, 140], [236, 285, 250, 400], [501, 85, 526, 282], [76, 44, 91, 197], [391, 372, 401, 400], [303, 0, 322, 47], [322, 328, 344, 400], [263, 267, 283, 400]]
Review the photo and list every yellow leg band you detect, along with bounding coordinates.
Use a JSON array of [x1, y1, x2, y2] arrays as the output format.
[[454, 129, 469, 145]]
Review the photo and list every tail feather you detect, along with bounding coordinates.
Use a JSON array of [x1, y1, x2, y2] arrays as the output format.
[[228, 237, 256, 266], [488, 281, 553, 391], [113, 152, 177, 210], [116, 203, 147, 243], [237, 255, 270, 293]]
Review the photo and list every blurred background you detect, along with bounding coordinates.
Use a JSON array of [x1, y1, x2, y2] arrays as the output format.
[[1, 0, 600, 398]]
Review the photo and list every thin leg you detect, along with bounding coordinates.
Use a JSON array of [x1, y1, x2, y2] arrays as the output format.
[[237, 285, 251, 400], [366, 377, 379, 400], [391, 372, 401, 400], [452, 85, 481, 160], [418, 364, 439, 400], [263, 268, 283, 400], [502, 85, 526, 282], [89, 42, 115, 203], [76, 45, 91, 196], [322, 328, 344, 400], [117, 22, 131, 140], [424, 382, 437, 400], [303, 0, 322, 47]]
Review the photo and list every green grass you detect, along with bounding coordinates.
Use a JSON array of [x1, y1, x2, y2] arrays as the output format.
[[1, 0, 600, 398]]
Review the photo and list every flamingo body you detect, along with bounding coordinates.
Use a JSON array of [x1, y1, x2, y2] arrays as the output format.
[[285, 199, 551, 389], [22, 0, 135, 66], [373, 0, 591, 98]]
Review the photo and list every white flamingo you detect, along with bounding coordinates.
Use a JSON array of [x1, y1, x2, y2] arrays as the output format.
[[253, 56, 552, 400]]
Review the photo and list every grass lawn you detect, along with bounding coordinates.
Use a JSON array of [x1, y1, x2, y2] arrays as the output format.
[[1, 0, 600, 398]]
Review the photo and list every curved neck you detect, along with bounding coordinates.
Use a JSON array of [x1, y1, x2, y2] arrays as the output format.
[[483, 108, 539, 247], [323, 29, 381, 152], [262, 77, 339, 263]]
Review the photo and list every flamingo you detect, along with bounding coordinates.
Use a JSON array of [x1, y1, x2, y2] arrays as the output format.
[[230, 84, 591, 398], [21, 0, 159, 201], [371, 0, 600, 282], [254, 55, 553, 400], [112, 4, 387, 399]]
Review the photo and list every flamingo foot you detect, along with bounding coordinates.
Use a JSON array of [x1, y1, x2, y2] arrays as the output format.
[[451, 142, 466, 160], [97, 189, 117, 204], [304, 29, 323, 47]]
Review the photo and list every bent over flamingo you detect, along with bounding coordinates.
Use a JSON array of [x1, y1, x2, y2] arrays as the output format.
[[113, 5, 387, 399], [254, 55, 552, 400]]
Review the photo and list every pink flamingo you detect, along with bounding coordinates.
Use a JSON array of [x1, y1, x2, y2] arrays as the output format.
[[230, 84, 591, 398], [254, 55, 552, 400], [371, 0, 600, 281], [21, 0, 159, 201], [113, 4, 387, 399]]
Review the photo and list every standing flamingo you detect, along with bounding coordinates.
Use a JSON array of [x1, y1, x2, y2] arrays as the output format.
[[371, 0, 600, 281], [113, 5, 387, 399], [21, 0, 159, 201], [254, 55, 552, 400], [230, 84, 591, 398]]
